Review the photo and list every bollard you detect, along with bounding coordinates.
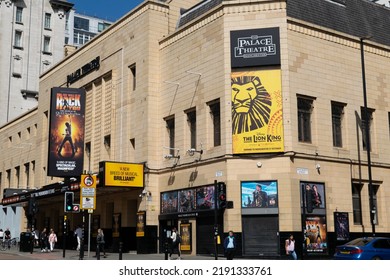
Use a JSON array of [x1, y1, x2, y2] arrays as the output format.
[[164, 241, 169, 260], [96, 243, 100, 260], [119, 242, 123, 260]]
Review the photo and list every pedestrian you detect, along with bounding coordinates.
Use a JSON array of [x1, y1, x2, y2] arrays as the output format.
[[285, 234, 297, 260], [40, 228, 49, 252], [48, 229, 57, 252], [223, 230, 237, 260], [169, 227, 181, 260], [0, 229, 4, 240], [74, 225, 83, 251], [96, 228, 106, 258], [4, 228, 11, 249]]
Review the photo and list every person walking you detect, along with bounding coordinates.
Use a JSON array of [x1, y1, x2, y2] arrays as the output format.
[[74, 225, 83, 251], [285, 234, 297, 260], [169, 227, 181, 260], [4, 228, 11, 249], [48, 229, 57, 252], [223, 230, 237, 260], [40, 228, 49, 252], [96, 228, 106, 258]]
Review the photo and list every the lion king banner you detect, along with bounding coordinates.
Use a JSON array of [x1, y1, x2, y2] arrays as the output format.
[[232, 69, 283, 154]]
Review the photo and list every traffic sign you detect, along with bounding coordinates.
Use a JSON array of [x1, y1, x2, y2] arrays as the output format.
[[80, 174, 97, 210], [72, 204, 80, 213]]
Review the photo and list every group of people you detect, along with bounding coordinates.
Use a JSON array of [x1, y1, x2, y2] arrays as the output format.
[[75, 225, 106, 258], [35, 228, 57, 252], [167, 228, 297, 261]]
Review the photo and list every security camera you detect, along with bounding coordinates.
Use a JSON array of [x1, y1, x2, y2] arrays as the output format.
[[187, 148, 196, 156], [315, 164, 321, 170], [256, 162, 262, 168], [164, 154, 173, 159], [142, 189, 147, 194]]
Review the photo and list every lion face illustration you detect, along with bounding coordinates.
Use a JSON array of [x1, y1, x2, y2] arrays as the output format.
[[231, 75, 272, 135]]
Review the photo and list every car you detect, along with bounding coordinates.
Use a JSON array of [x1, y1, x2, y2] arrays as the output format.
[[334, 237, 390, 260]]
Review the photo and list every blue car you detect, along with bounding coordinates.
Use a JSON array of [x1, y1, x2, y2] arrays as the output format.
[[334, 237, 390, 260]]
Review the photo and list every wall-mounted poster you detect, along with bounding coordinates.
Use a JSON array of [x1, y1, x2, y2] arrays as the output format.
[[232, 69, 283, 154], [241, 181, 278, 208], [112, 213, 121, 238], [301, 182, 326, 212], [334, 212, 350, 241], [47, 87, 86, 177], [136, 211, 146, 237], [304, 216, 328, 254], [178, 189, 196, 213], [196, 185, 215, 210], [180, 223, 192, 252], [161, 191, 178, 214]]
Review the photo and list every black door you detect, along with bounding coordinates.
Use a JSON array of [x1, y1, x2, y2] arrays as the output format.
[[242, 215, 279, 257]]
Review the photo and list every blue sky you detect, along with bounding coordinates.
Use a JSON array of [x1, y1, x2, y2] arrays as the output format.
[[71, 0, 144, 22]]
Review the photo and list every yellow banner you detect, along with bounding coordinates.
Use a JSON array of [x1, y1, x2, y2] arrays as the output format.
[[104, 162, 144, 187], [232, 69, 284, 154]]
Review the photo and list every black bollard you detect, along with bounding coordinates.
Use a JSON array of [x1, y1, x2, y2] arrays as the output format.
[[96, 243, 100, 260], [164, 241, 168, 260], [119, 242, 123, 260]]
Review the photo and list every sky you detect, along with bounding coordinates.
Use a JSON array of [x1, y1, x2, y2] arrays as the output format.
[[70, 0, 145, 22]]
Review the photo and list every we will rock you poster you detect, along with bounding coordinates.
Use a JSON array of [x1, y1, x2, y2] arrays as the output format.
[[47, 87, 86, 177]]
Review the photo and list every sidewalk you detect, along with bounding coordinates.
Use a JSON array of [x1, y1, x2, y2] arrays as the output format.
[[0, 247, 222, 260]]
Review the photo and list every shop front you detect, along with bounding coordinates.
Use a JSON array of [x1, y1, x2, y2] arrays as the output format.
[[158, 183, 225, 256]]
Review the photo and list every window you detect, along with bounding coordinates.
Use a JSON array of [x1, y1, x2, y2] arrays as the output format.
[[74, 16, 89, 31], [388, 112, 390, 139], [43, 36, 51, 53], [166, 117, 175, 155], [98, 22, 110, 32], [370, 185, 379, 225], [24, 163, 30, 188], [6, 169, 11, 188], [129, 64, 136, 91], [14, 30, 23, 48], [360, 107, 374, 151], [352, 183, 362, 225], [104, 135, 111, 150], [15, 166, 20, 188], [16, 7, 23, 23], [209, 100, 221, 147], [297, 96, 313, 143], [187, 109, 197, 149], [332, 102, 344, 147], [373, 239, 390, 249], [44, 13, 51, 29]]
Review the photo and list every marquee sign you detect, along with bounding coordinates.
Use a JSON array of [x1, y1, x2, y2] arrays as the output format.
[[230, 27, 280, 68]]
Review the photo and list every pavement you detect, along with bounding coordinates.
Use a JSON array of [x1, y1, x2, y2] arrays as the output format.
[[0, 247, 223, 261]]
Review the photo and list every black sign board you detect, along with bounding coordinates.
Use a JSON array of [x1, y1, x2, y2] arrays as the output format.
[[230, 27, 280, 68]]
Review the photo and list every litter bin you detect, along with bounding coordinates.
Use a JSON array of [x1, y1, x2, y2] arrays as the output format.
[[20, 232, 32, 252]]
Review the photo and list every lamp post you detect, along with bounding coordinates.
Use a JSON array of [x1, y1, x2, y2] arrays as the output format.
[[360, 37, 375, 236]]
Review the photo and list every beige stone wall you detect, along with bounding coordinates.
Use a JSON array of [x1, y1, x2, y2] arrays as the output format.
[[2, 0, 390, 239]]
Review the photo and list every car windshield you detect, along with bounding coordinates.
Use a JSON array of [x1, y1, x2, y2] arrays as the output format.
[[346, 237, 374, 247]]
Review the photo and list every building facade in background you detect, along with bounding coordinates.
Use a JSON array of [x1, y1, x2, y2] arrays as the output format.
[[0, 0, 73, 127], [1, 0, 390, 258], [65, 10, 112, 48], [0, 0, 112, 128]]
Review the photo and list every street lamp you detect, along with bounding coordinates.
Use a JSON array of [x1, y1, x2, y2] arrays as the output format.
[[360, 36, 375, 236]]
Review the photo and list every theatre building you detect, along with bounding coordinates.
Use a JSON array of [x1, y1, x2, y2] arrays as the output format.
[[1, 0, 390, 258]]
